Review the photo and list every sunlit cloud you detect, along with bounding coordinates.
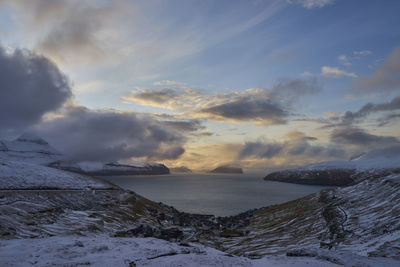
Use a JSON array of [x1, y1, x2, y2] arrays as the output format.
[[123, 78, 321, 125], [288, 0, 334, 9], [321, 66, 358, 78]]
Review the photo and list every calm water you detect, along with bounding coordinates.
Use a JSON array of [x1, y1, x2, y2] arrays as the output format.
[[101, 173, 331, 216]]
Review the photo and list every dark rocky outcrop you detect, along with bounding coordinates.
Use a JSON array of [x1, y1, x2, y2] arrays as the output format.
[[264, 169, 356, 186], [210, 166, 243, 174]]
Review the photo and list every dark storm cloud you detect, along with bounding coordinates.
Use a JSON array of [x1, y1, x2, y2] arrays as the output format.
[[0, 46, 71, 136], [201, 77, 321, 124], [239, 138, 344, 160], [269, 77, 321, 103], [350, 46, 400, 95], [377, 113, 400, 126], [130, 88, 180, 105], [303, 96, 400, 128], [161, 119, 206, 132], [35, 106, 186, 162], [331, 127, 399, 147], [1, 0, 125, 63], [340, 96, 400, 125], [365, 144, 400, 158], [287, 142, 344, 157], [202, 98, 289, 124], [239, 142, 284, 159]]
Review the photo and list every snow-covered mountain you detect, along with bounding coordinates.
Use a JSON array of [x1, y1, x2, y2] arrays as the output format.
[[264, 151, 400, 186], [0, 133, 62, 165], [0, 160, 115, 190]]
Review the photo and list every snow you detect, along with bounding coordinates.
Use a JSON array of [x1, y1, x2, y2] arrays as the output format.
[[0, 160, 113, 190], [298, 153, 400, 172], [0, 135, 61, 165], [0, 235, 341, 267]]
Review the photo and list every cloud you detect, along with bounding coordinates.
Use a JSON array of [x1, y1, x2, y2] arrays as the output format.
[[337, 50, 372, 66], [365, 144, 400, 158], [322, 66, 358, 78], [160, 119, 206, 133], [338, 55, 352, 66], [239, 130, 345, 161], [126, 88, 180, 106], [153, 80, 184, 86], [1, 0, 128, 64], [350, 46, 400, 94], [288, 0, 334, 9], [331, 127, 399, 147], [124, 78, 321, 125], [300, 71, 313, 77], [239, 142, 284, 159], [34, 106, 186, 162], [341, 96, 400, 124], [0, 46, 71, 137], [317, 96, 400, 127], [354, 50, 372, 56], [201, 98, 288, 124]]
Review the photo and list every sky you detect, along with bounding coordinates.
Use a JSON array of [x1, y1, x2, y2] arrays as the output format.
[[0, 0, 399, 173]]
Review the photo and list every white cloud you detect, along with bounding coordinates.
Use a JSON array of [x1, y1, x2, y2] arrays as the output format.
[[354, 50, 372, 56], [288, 0, 334, 9], [153, 80, 184, 86], [338, 55, 352, 66], [300, 71, 313, 77], [321, 66, 358, 78], [338, 50, 372, 66]]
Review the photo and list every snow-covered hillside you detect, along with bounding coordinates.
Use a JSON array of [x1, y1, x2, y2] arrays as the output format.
[[0, 236, 342, 267], [0, 160, 114, 190], [0, 134, 62, 165]]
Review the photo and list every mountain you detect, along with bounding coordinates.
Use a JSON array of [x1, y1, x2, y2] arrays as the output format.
[[1, 141, 400, 265], [48, 161, 170, 175], [264, 152, 400, 186], [210, 166, 243, 174], [0, 133, 62, 165]]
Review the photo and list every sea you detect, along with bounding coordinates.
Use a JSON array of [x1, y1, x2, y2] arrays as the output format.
[[101, 173, 332, 217]]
